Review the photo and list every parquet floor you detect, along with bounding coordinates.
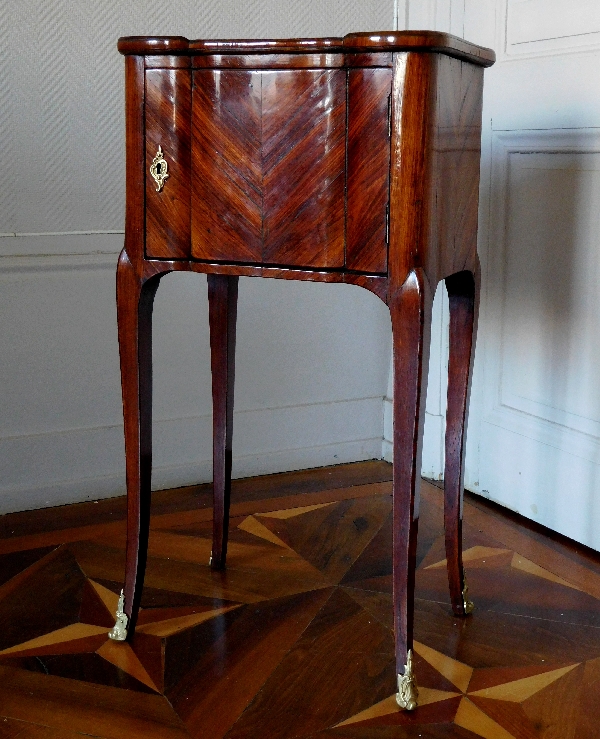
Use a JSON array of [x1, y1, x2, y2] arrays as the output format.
[[0, 461, 599, 738]]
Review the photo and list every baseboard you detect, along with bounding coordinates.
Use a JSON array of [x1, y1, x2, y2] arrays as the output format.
[[0, 438, 383, 515], [0, 396, 384, 514], [381, 396, 445, 480]]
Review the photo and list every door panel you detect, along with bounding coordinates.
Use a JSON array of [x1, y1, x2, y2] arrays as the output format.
[[191, 69, 346, 268]]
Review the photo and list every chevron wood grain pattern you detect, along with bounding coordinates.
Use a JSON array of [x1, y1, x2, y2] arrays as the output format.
[[346, 67, 392, 273], [261, 69, 345, 267], [0, 461, 599, 738], [191, 69, 345, 268], [145, 69, 191, 259], [191, 70, 263, 263]]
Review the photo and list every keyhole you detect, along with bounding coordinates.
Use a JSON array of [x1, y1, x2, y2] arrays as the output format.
[[156, 163, 162, 175]]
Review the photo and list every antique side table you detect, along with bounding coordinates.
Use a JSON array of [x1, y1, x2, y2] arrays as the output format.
[[112, 31, 495, 710]]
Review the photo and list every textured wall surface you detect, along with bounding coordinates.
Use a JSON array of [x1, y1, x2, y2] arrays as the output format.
[[0, 0, 392, 235], [0, 0, 397, 513]]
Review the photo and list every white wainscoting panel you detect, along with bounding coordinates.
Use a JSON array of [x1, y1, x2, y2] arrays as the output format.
[[405, 0, 465, 37], [484, 129, 600, 463], [504, 0, 600, 58], [476, 419, 600, 549], [473, 128, 600, 548]]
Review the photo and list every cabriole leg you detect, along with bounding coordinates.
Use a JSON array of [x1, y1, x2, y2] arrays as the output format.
[[207, 274, 239, 570], [444, 269, 478, 617], [389, 269, 433, 711], [110, 253, 162, 641]]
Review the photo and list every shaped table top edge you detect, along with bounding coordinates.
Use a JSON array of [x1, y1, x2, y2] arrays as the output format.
[[117, 31, 495, 67]]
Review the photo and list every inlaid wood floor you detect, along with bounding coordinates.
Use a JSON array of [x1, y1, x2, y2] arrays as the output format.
[[0, 461, 599, 738]]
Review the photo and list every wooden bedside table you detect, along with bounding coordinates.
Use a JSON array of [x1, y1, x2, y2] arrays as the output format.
[[112, 31, 495, 710]]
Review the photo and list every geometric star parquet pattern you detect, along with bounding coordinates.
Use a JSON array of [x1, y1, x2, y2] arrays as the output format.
[[0, 460, 599, 738]]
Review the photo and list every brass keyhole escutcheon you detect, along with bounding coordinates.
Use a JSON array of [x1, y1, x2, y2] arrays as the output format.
[[150, 146, 169, 192]]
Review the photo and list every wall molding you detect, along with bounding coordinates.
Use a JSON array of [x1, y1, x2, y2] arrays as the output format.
[[482, 127, 600, 465], [383, 403, 445, 480], [0, 438, 382, 516], [0, 253, 119, 278], [500, 0, 600, 60], [0, 232, 123, 258]]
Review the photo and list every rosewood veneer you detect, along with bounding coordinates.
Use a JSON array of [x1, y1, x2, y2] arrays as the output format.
[[113, 31, 495, 711]]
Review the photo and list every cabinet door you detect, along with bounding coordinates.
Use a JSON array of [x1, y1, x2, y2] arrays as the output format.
[[191, 69, 346, 268], [346, 67, 392, 274], [145, 69, 192, 259]]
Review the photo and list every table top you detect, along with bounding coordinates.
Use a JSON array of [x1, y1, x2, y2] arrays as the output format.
[[118, 31, 495, 67]]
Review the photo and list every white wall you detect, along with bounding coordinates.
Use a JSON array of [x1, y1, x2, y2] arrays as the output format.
[[0, 0, 396, 513], [387, 0, 600, 552]]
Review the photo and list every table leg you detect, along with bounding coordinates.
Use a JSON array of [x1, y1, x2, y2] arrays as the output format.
[[110, 253, 162, 641], [208, 274, 239, 570], [389, 268, 432, 711], [444, 269, 478, 617]]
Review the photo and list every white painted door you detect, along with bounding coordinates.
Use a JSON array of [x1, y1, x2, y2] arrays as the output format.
[[421, 0, 600, 550]]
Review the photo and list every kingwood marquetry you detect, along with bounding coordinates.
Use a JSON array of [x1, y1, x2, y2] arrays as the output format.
[[114, 31, 495, 712]]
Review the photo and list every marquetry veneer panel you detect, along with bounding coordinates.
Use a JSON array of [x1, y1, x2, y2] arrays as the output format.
[[346, 67, 392, 274], [145, 69, 191, 259], [261, 70, 345, 267], [191, 70, 263, 263], [191, 69, 346, 269], [431, 55, 485, 278]]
